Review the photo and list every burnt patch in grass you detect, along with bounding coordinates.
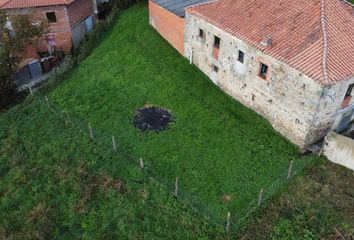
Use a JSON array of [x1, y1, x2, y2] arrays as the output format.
[[133, 106, 172, 132]]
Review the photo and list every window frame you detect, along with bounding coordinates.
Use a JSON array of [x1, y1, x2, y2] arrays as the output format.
[[212, 64, 219, 73], [345, 84, 354, 98], [213, 36, 221, 49], [259, 63, 269, 80], [46, 11, 57, 23], [199, 28, 204, 39], [238, 50, 245, 64]]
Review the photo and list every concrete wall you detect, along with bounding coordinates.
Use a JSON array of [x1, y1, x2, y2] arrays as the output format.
[[323, 132, 354, 171], [149, 0, 185, 55], [184, 13, 337, 148], [319, 77, 354, 132]]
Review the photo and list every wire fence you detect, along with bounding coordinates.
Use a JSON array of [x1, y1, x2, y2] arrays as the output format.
[[23, 90, 319, 233]]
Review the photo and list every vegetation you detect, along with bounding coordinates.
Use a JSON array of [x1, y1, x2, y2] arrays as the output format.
[[239, 162, 354, 239], [0, 11, 47, 109], [0, 97, 224, 239], [1, 2, 351, 239], [46, 2, 320, 223]]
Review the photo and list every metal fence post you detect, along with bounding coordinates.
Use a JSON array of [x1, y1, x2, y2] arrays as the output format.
[[45, 96, 49, 107], [112, 136, 116, 151], [140, 158, 144, 169], [287, 160, 294, 179], [226, 212, 231, 232], [65, 110, 70, 123], [89, 123, 94, 139], [257, 188, 264, 206], [174, 177, 179, 197]]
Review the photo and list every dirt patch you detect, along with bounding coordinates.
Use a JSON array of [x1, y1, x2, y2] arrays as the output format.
[[222, 194, 232, 203], [134, 106, 172, 132]]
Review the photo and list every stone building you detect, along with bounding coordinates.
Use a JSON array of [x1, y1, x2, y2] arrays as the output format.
[[149, 0, 354, 148], [0, 0, 98, 55]]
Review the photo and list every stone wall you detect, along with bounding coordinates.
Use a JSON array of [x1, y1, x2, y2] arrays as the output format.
[[149, 0, 185, 55], [184, 13, 338, 148]]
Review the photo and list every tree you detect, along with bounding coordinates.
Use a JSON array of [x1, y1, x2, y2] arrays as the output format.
[[0, 10, 47, 109]]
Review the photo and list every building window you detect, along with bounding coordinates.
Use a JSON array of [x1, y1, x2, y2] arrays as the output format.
[[46, 12, 57, 23], [213, 36, 220, 49], [259, 63, 268, 79], [342, 84, 354, 108], [238, 50, 245, 63], [345, 84, 354, 98], [199, 29, 204, 39], [212, 64, 218, 73]]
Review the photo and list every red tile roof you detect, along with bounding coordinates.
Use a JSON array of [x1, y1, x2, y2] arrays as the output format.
[[186, 0, 354, 85], [0, 0, 75, 9]]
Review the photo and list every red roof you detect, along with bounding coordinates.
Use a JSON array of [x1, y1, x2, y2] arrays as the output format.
[[0, 0, 75, 9], [186, 0, 354, 85]]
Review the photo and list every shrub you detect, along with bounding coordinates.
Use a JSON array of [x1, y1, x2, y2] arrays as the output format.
[[73, 7, 120, 65]]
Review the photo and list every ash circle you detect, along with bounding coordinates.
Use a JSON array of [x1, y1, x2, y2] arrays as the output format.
[[133, 106, 172, 132]]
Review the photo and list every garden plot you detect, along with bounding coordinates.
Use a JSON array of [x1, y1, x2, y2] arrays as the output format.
[[48, 3, 320, 224], [0, 97, 221, 239]]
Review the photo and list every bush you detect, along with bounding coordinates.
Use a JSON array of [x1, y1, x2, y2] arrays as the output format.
[[72, 7, 120, 65], [0, 74, 15, 109]]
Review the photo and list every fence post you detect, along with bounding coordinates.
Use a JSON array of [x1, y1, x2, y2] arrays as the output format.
[[257, 188, 264, 206], [226, 212, 231, 233], [287, 160, 294, 179], [45, 96, 49, 107], [174, 177, 179, 197], [112, 136, 116, 151], [65, 110, 70, 123], [89, 123, 94, 139], [140, 158, 144, 169]]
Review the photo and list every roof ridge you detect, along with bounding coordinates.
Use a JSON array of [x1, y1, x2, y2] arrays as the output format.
[[320, 0, 330, 84], [185, 0, 217, 11]]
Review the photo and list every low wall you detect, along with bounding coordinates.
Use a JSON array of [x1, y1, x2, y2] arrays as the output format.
[[323, 132, 354, 171], [16, 57, 71, 92], [149, 0, 185, 55]]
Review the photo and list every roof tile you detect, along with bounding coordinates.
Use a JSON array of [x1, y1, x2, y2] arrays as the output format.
[[0, 0, 75, 9], [186, 0, 354, 85]]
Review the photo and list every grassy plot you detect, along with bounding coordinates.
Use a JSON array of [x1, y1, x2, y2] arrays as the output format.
[[0, 97, 223, 239], [48, 2, 320, 223], [239, 162, 354, 239]]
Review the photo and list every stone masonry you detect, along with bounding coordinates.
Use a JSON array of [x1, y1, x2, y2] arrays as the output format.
[[184, 14, 354, 148]]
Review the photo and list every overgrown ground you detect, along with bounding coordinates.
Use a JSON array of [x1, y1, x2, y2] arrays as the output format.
[[239, 162, 354, 239], [0, 97, 224, 239], [1, 2, 353, 239], [1, 98, 353, 239], [46, 2, 320, 223]]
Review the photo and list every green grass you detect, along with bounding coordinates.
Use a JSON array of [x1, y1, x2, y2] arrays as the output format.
[[239, 162, 354, 239], [0, 97, 223, 239], [47, 2, 320, 221]]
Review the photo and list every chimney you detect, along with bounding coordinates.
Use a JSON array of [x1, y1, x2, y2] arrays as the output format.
[[261, 35, 273, 47]]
